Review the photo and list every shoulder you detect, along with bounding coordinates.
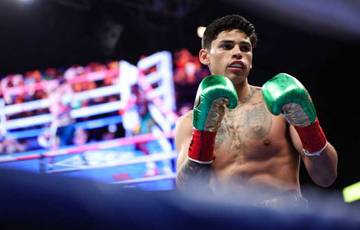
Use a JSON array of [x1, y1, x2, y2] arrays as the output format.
[[175, 110, 193, 133], [247, 85, 264, 105], [251, 85, 262, 95], [178, 110, 193, 121], [175, 110, 193, 144], [174, 110, 194, 154]]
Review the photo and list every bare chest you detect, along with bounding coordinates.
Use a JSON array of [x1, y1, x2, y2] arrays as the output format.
[[214, 101, 282, 164]]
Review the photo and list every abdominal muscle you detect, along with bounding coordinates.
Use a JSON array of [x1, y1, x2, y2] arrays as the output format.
[[210, 148, 301, 202], [209, 100, 301, 202]]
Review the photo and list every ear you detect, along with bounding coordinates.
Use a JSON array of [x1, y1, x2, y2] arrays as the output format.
[[199, 48, 210, 65]]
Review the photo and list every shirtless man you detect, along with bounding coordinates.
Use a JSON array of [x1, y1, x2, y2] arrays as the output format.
[[175, 14, 338, 207]]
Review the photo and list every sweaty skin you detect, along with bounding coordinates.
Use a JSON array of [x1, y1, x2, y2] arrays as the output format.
[[176, 86, 301, 200], [176, 29, 337, 202]]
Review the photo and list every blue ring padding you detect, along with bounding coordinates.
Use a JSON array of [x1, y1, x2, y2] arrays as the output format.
[[0, 167, 359, 229]]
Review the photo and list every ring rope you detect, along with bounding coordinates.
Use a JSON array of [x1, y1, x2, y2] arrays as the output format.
[[0, 131, 174, 163], [112, 173, 176, 185], [47, 152, 177, 174]]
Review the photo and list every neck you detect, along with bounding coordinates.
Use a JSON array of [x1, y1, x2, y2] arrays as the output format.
[[234, 80, 252, 103]]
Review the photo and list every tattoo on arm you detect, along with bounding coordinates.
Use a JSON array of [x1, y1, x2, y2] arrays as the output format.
[[176, 160, 212, 192]]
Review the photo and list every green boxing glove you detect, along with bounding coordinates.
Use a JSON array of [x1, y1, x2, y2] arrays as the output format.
[[188, 75, 238, 163], [262, 73, 327, 156]]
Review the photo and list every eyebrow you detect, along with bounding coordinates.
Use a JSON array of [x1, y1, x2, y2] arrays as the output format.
[[219, 40, 252, 46]]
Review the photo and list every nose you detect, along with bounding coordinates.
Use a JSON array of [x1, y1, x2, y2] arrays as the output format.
[[232, 45, 242, 59]]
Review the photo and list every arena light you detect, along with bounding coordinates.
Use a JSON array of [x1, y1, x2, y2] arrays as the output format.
[[197, 26, 206, 38], [343, 181, 360, 203], [223, 0, 360, 40], [18, 0, 33, 3]]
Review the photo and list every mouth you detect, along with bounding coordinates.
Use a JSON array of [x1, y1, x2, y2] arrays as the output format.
[[228, 61, 246, 71]]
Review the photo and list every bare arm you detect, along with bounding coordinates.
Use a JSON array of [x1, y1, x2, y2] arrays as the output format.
[[262, 74, 338, 187], [175, 111, 212, 190], [175, 75, 237, 191], [289, 125, 338, 187]]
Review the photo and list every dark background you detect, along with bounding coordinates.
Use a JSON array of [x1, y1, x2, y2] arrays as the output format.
[[0, 0, 359, 192]]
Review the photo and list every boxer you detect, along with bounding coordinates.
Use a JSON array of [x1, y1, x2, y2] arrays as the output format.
[[175, 14, 338, 207]]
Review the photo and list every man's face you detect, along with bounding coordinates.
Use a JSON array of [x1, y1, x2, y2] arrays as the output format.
[[199, 30, 253, 85]]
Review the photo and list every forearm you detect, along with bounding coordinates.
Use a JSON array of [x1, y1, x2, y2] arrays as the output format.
[[176, 129, 216, 191], [175, 75, 238, 192], [176, 159, 212, 192], [302, 143, 338, 187]]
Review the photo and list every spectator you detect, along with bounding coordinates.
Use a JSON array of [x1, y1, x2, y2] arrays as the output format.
[[46, 77, 75, 150], [173, 48, 210, 112]]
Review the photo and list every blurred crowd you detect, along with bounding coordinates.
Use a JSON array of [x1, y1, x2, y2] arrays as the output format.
[[173, 48, 210, 115], [0, 48, 209, 155]]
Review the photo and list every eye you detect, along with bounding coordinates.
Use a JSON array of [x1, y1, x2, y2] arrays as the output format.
[[219, 43, 234, 50], [240, 44, 251, 52]]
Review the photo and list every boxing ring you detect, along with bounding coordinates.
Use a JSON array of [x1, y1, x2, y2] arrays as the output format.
[[1, 50, 359, 229], [0, 51, 178, 190]]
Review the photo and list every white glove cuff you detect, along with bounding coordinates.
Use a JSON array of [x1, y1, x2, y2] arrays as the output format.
[[303, 141, 328, 157], [187, 156, 213, 164]]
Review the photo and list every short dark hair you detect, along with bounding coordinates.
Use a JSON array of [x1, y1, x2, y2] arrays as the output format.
[[202, 14, 258, 49]]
